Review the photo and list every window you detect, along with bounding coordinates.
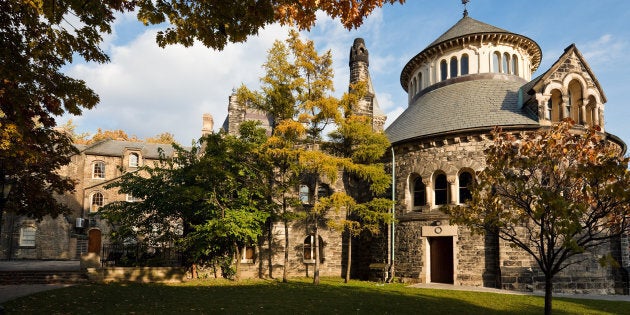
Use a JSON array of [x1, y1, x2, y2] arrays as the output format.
[[19, 226, 36, 247], [546, 98, 552, 120], [450, 57, 458, 78], [93, 162, 105, 179], [492, 52, 500, 73], [413, 177, 426, 208], [459, 172, 473, 204], [317, 184, 331, 199], [126, 194, 142, 202], [434, 173, 448, 206], [303, 235, 324, 263], [460, 54, 469, 75], [503, 53, 510, 74], [550, 90, 562, 121], [417, 72, 423, 91], [91, 192, 104, 212], [511, 54, 518, 75], [241, 245, 255, 263], [129, 153, 139, 168], [299, 185, 310, 204], [440, 60, 448, 81], [412, 77, 417, 95]]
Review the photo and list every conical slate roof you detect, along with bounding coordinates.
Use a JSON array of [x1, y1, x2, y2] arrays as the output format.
[[427, 16, 510, 48]]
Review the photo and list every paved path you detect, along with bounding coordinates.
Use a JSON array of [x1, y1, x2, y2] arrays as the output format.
[[411, 283, 630, 302], [0, 260, 80, 304]]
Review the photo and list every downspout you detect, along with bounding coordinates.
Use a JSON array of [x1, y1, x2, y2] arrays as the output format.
[[387, 147, 396, 282]]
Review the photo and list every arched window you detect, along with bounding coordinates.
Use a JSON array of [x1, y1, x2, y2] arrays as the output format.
[[412, 77, 417, 95], [568, 80, 583, 123], [450, 57, 458, 78], [417, 72, 423, 91], [460, 54, 469, 75], [440, 60, 448, 81], [303, 235, 325, 263], [585, 95, 597, 126], [511, 54, 518, 75], [502, 53, 510, 74], [550, 90, 562, 122], [492, 52, 500, 73], [546, 98, 552, 120], [91, 192, 104, 212], [413, 177, 426, 209], [93, 161, 105, 179], [129, 153, 139, 168], [299, 185, 310, 204], [458, 172, 473, 204], [434, 173, 448, 206]]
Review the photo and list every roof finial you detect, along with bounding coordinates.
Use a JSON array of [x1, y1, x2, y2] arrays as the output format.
[[462, 0, 469, 17]]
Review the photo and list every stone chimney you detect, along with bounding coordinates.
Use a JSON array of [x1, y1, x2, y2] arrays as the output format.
[[201, 113, 214, 136]]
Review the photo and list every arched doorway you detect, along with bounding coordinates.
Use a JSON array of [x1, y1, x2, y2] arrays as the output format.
[[429, 236, 454, 284]]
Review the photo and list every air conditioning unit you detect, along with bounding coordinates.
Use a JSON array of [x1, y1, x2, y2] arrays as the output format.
[[75, 218, 86, 228]]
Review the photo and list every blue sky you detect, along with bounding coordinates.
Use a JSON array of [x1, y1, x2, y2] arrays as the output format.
[[63, 0, 630, 147]]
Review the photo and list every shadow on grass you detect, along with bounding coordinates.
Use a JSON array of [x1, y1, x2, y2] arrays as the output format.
[[3, 278, 627, 314]]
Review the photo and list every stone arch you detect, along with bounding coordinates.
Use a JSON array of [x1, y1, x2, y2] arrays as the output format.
[[432, 170, 449, 207], [567, 79, 584, 123]]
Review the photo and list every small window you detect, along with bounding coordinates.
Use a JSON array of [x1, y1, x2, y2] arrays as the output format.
[[434, 173, 448, 206], [241, 245, 255, 263], [511, 54, 518, 75], [126, 194, 142, 202], [459, 172, 473, 204], [417, 72, 423, 91], [450, 57, 458, 79], [299, 185, 310, 204], [129, 153, 139, 168], [91, 192, 104, 212], [440, 60, 448, 81], [93, 162, 105, 179], [19, 226, 36, 247], [413, 177, 426, 208], [303, 235, 325, 263], [546, 99, 552, 120], [503, 53, 510, 74], [492, 52, 500, 73], [461, 54, 469, 75], [317, 184, 331, 199]]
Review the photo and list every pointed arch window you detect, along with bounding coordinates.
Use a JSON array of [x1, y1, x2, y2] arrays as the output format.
[[440, 60, 448, 81], [460, 54, 469, 75], [434, 173, 448, 206], [303, 235, 325, 263], [450, 57, 458, 78], [299, 185, 310, 204]]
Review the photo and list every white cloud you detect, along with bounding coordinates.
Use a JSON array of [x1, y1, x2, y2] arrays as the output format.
[[64, 22, 290, 143], [579, 34, 626, 68]]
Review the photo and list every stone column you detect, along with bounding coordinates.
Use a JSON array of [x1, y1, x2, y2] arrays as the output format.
[[448, 176, 457, 205], [561, 96, 570, 120]]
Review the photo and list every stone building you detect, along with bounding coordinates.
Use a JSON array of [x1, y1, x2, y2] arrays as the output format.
[[0, 140, 174, 260], [385, 13, 628, 293]]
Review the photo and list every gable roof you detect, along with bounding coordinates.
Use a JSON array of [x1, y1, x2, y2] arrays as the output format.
[[526, 44, 606, 103], [80, 140, 175, 159]]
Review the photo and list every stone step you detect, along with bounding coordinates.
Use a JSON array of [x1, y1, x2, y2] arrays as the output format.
[[0, 271, 88, 284]]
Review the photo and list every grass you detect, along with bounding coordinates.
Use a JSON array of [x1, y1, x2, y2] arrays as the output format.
[[3, 277, 628, 314]]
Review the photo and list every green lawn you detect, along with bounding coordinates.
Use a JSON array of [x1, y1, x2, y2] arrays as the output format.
[[3, 278, 627, 314]]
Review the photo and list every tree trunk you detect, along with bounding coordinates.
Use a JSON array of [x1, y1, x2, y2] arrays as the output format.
[[283, 217, 289, 283], [345, 230, 351, 283], [258, 234, 264, 278], [313, 221, 320, 285], [191, 263, 198, 279], [544, 274, 553, 315], [267, 218, 274, 279], [234, 244, 241, 281]]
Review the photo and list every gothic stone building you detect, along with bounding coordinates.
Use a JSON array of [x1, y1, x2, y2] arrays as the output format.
[[0, 140, 173, 260], [386, 14, 629, 293]]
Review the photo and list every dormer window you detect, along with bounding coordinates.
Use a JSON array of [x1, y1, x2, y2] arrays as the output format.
[[129, 153, 139, 168]]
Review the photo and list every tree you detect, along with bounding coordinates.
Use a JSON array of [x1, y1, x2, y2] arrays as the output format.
[[3, 0, 402, 219], [326, 82, 392, 283], [447, 121, 630, 315], [102, 122, 270, 279], [146, 132, 178, 145]]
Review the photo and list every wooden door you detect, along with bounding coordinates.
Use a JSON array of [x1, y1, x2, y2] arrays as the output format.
[[88, 229, 102, 254], [430, 237, 454, 284]]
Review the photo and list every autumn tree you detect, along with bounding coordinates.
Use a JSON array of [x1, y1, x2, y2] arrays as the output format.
[[102, 122, 270, 279], [447, 121, 630, 315], [146, 132, 178, 145], [326, 82, 392, 283]]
